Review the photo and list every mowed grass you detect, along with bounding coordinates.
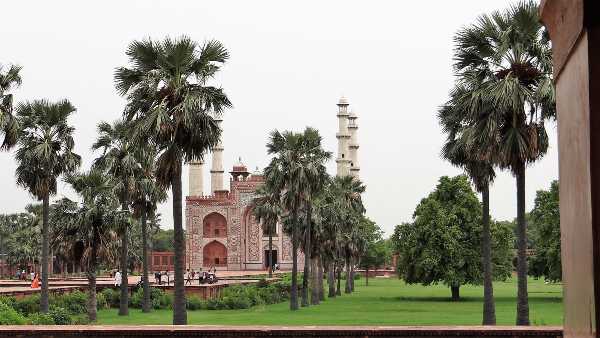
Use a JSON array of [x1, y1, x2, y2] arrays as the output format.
[[97, 277, 562, 326]]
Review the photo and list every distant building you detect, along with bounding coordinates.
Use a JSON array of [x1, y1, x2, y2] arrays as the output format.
[[185, 97, 360, 271]]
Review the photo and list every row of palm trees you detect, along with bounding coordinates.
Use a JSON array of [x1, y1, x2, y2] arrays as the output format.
[[438, 1, 555, 325], [0, 36, 232, 324], [251, 127, 369, 310]]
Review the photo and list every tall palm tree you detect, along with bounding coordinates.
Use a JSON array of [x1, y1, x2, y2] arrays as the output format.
[[0, 64, 22, 150], [251, 185, 280, 278], [453, 1, 554, 325], [15, 99, 81, 313], [330, 176, 365, 294], [130, 147, 167, 313], [439, 84, 498, 324], [52, 170, 121, 321], [264, 128, 331, 309], [114, 36, 231, 324], [93, 120, 138, 316]]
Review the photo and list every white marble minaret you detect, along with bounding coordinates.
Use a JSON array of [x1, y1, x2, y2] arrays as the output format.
[[188, 158, 204, 196], [210, 117, 225, 194], [348, 110, 360, 179], [336, 96, 351, 177]]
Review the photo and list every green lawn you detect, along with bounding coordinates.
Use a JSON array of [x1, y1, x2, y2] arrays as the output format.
[[97, 277, 562, 326]]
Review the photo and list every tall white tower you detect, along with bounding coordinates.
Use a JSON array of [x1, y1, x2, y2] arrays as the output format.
[[348, 110, 360, 179], [188, 158, 204, 196], [210, 117, 225, 194], [336, 96, 351, 177]]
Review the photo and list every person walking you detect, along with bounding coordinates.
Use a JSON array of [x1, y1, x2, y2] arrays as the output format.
[[185, 269, 192, 286], [31, 273, 39, 289], [114, 270, 122, 287]]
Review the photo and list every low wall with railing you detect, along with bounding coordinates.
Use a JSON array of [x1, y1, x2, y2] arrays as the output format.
[[0, 325, 563, 338]]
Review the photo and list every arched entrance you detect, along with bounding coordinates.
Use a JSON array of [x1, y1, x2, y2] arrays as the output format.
[[203, 241, 227, 267], [203, 212, 227, 238]]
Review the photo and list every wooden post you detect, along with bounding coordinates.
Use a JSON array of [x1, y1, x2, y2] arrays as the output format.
[[540, 1, 600, 337]]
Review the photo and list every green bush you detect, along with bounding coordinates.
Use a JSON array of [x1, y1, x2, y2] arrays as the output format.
[[71, 314, 90, 325], [256, 278, 269, 288], [186, 296, 204, 310], [49, 306, 72, 325], [99, 288, 120, 308], [28, 313, 55, 325], [131, 287, 171, 309], [0, 296, 16, 309], [13, 294, 40, 315], [223, 295, 251, 309], [205, 298, 226, 310], [0, 302, 26, 325], [51, 291, 87, 315], [96, 292, 109, 310]]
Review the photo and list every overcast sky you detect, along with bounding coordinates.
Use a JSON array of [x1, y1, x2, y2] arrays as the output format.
[[0, 0, 556, 236]]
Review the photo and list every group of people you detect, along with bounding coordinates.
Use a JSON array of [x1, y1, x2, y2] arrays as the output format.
[[14, 269, 39, 289], [154, 270, 171, 285], [185, 266, 218, 285]]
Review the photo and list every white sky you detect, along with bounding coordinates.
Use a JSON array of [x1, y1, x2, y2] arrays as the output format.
[[0, 0, 557, 236]]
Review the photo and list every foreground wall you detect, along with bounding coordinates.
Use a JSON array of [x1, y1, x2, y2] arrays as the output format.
[[0, 326, 562, 338]]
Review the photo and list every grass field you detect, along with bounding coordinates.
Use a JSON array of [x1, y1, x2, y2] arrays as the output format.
[[97, 277, 562, 326]]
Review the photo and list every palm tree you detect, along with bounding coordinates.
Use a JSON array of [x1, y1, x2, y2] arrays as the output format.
[[251, 185, 280, 279], [130, 147, 167, 313], [0, 64, 22, 150], [15, 99, 81, 313], [93, 120, 138, 316], [52, 170, 121, 321], [264, 127, 331, 310], [330, 176, 365, 294], [114, 36, 231, 324], [453, 1, 554, 325], [439, 84, 498, 324]]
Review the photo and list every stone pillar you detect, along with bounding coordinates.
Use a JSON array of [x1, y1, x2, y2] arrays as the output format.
[[210, 118, 225, 194], [336, 97, 351, 177], [188, 158, 204, 196], [348, 111, 360, 179], [541, 1, 600, 337]]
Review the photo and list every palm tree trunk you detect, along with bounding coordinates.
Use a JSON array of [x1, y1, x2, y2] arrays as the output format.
[[336, 263, 342, 296], [366, 267, 369, 286], [172, 166, 187, 324], [268, 233, 273, 278], [344, 255, 351, 294], [327, 261, 336, 298], [301, 206, 311, 307], [290, 222, 299, 310], [318, 257, 325, 301], [87, 233, 98, 322], [481, 184, 496, 325], [40, 193, 50, 313], [141, 204, 151, 313], [350, 260, 355, 292], [310, 257, 319, 305], [516, 164, 529, 325], [119, 195, 129, 316]]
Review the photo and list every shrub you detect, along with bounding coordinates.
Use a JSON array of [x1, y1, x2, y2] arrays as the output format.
[[223, 295, 251, 309], [0, 296, 16, 309], [205, 298, 226, 310], [130, 287, 172, 309], [71, 314, 90, 325], [0, 302, 27, 325], [51, 291, 87, 315], [256, 278, 269, 288], [99, 288, 119, 308], [49, 306, 72, 325], [28, 313, 55, 325], [96, 292, 109, 310], [186, 296, 204, 310], [13, 294, 40, 315]]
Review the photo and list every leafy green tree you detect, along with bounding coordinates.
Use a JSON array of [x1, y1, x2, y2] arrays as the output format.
[[395, 175, 512, 300], [529, 180, 561, 282], [15, 99, 81, 313], [1, 208, 41, 273], [152, 228, 175, 252], [52, 170, 122, 321], [453, 1, 555, 324], [0, 64, 22, 150], [358, 232, 388, 286], [115, 36, 231, 324]]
